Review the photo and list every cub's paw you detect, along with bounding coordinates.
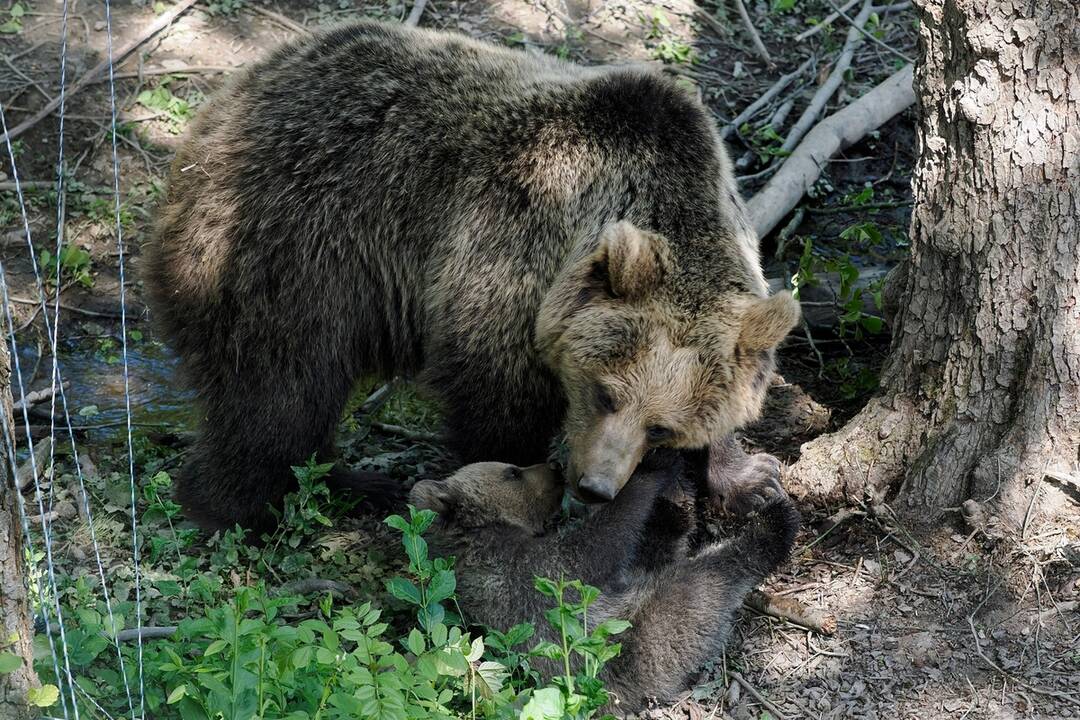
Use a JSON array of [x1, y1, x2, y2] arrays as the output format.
[[710, 452, 784, 517]]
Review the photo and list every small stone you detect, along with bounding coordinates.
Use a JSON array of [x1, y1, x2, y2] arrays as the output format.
[[55, 500, 78, 520], [733, 61, 745, 78], [94, 20, 106, 31]]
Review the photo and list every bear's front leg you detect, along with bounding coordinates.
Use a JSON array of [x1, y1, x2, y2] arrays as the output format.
[[705, 434, 784, 516]]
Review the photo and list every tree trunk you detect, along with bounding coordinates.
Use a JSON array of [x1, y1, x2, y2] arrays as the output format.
[[0, 334, 36, 718], [786, 0, 1080, 526]]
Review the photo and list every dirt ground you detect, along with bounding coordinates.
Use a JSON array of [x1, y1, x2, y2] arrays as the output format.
[[1, 1, 1077, 719]]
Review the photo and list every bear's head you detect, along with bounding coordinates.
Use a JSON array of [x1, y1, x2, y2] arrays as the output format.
[[410, 462, 564, 535], [536, 221, 800, 503]]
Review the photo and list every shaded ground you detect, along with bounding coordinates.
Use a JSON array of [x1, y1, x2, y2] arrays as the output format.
[[1, 1, 1077, 719]]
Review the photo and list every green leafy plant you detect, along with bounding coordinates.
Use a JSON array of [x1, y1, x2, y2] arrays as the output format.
[[41, 245, 94, 289], [0, 2, 25, 34], [644, 9, 697, 65], [206, 0, 245, 16], [525, 578, 629, 719], [136, 78, 202, 134]]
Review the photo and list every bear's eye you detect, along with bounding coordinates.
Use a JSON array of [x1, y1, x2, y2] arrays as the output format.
[[504, 466, 523, 482], [595, 384, 618, 414], [646, 425, 674, 444]]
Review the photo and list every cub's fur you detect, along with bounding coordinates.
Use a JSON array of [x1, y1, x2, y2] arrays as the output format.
[[147, 20, 799, 530], [411, 460, 800, 714]]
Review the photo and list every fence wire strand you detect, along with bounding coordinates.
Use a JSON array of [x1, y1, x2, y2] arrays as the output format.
[[0, 0, 142, 714]]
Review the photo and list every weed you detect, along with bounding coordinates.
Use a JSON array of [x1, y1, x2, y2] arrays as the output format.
[[0, 2, 25, 34], [41, 245, 94, 289], [136, 77, 203, 134], [643, 9, 697, 65], [206, 0, 245, 16]]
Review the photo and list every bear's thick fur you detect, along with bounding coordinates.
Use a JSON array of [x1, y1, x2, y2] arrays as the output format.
[[411, 458, 800, 714], [147, 20, 799, 530]]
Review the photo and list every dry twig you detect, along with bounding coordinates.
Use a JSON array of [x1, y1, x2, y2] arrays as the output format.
[[744, 589, 837, 635], [728, 672, 789, 720], [780, 0, 875, 155], [248, 6, 311, 35], [748, 64, 914, 238], [732, 0, 772, 64], [721, 57, 814, 139], [1, 0, 200, 142], [793, 0, 859, 41], [405, 0, 429, 27]]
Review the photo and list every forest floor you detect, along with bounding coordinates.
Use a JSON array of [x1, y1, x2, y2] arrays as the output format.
[[1, 1, 1078, 719]]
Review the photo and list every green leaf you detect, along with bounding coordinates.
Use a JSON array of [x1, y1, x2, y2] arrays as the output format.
[[204, 639, 228, 656], [0, 651, 22, 674], [533, 577, 559, 598], [426, 569, 455, 604], [521, 687, 566, 720], [475, 660, 508, 699], [431, 623, 448, 648], [860, 315, 884, 334], [466, 636, 484, 662], [291, 645, 313, 669], [27, 684, 60, 708], [166, 685, 187, 704], [593, 618, 631, 638], [383, 514, 410, 533], [406, 628, 425, 656], [385, 577, 421, 605]]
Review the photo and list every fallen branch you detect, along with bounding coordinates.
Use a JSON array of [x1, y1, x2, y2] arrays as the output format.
[[748, 64, 914, 239], [728, 671, 789, 720], [91, 65, 237, 83], [779, 0, 875, 156], [248, 6, 311, 36], [967, 616, 1080, 706], [1, 0, 200, 143], [9, 296, 128, 319], [744, 589, 837, 635], [371, 422, 442, 443], [691, 3, 729, 40], [721, 57, 813, 139], [16, 437, 52, 492], [793, 0, 859, 41], [823, 0, 914, 63], [0, 181, 51, 192], [733, 0, 772, 64], [405, 0, 429, 27], [12, 385, 61, 414]]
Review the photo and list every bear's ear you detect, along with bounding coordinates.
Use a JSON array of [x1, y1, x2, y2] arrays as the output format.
[[738, 291, 801, 351], [591, 221, 669, 299], [410, 480, 456, 515]]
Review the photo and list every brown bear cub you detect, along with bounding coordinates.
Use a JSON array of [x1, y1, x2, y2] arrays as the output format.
[[147, 20, 800, 531], [411, 457, 800, 714]]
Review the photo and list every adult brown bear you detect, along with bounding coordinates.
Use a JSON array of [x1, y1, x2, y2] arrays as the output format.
[[147, 20, 799, 530]]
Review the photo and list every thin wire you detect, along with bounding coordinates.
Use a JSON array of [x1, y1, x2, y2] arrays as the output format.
[[0, 103, 75, 719], [103, 1, 145, 716], [3, 5, 134, 715], [44, 1, 137, 714], [0, 283, 68, 720]]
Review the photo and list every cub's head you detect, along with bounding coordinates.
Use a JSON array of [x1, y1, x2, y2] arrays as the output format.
[[536, 221, 799, 503], [410, 463, 564, 535]]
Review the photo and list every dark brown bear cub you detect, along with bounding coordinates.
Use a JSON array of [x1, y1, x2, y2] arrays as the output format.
[[411, 459, 800, 715], [147, 20, 800, 530]]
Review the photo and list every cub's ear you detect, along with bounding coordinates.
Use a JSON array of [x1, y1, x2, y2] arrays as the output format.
[[738, 291, 801, 351], [591, 221, 670, 299], [409, 480, 455, 515]]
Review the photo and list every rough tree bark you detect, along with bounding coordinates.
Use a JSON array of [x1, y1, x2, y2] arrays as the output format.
[[786, 0, 1080, 525], [0, 333, 36, 718]]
